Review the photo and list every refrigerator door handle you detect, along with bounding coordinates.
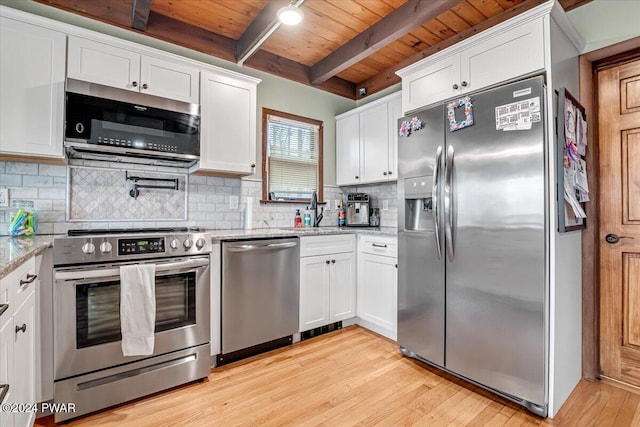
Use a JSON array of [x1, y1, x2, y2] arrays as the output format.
[[433, 145, 443, 260], [445, 145, 455, 262]]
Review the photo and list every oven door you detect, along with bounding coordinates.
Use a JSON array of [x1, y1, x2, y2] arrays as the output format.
[[53, 256, 210, 380]]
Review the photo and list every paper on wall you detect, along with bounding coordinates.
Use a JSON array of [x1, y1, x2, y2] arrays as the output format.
[[577, 111, 587, 156]]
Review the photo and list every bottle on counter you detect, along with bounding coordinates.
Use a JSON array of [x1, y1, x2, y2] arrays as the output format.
[[294, 209, 302, 228], [303, 208, 311, 227], [338, 195, 346, 227]]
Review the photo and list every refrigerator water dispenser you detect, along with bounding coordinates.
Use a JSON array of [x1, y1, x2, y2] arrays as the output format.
[[404, 175, 433, 232]]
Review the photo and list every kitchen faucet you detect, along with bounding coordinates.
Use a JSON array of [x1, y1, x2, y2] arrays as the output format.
[[309, 191, 323, 227]]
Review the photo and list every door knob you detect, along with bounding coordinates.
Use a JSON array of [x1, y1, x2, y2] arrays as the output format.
[[605, 233, 634, 244]]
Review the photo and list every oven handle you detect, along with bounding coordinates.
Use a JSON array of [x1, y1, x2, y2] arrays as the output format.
[[54, 257, 209, 281]]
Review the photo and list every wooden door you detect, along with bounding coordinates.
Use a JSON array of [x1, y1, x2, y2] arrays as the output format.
[[599, 58, 640, 387]]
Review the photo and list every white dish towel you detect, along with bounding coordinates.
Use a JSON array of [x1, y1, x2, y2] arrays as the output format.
[[120, 264, 156, 356]]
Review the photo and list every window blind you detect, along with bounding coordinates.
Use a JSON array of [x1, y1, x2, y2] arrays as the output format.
[[267, 114, 319, 200]]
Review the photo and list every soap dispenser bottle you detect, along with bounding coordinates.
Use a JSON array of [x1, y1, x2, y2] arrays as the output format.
[[294, 209, 302, 228]]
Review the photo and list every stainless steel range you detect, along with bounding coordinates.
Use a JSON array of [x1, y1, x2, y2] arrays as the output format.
[[52, 227, 211, 422]]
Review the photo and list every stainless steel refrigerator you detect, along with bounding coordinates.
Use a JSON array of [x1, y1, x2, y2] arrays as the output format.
[[397, 76, 547, 416]]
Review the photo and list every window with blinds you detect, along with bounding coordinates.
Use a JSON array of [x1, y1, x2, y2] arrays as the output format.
[[262, 109, 323, 202]]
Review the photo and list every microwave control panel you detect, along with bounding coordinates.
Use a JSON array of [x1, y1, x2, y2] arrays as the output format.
[[118, 237, 165, 255]]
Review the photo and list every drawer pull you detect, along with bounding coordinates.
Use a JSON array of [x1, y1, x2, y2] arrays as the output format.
[[372, 243, 387, 248], [15, 323, 27, 334], [20, 273, 38, 286]]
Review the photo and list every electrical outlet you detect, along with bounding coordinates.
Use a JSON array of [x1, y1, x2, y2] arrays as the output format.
[[229, 195, 239, 210], [383, 199, 389, 211], [334, 200, 340, 210], [0, 188, 8, 208]]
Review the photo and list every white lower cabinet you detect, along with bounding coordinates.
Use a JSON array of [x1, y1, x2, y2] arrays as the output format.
[[13, 290, 37, 427], [0, 315, 15, 427], [0, 256, 39, 427], [299, 235, 356, 332], [357, 235, 398, 340]]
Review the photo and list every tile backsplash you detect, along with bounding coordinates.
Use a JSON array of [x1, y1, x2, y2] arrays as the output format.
[[1, 160, 398, 235]]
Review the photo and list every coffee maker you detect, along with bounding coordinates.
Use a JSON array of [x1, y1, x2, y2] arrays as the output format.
[[345, 193, 370, 227]]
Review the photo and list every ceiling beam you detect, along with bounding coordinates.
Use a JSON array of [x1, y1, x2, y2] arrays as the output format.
[[131, 0, 153, 31], [245, 50, 356, 99], [356, 0, 547, 99], [33, 0, 356, 99], [559, 0, 594, 12], [309, 0, 462, 85], [236, 0, 289, 65]]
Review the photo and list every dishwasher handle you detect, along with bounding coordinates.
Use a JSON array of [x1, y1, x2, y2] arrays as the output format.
[[227, 241, 297, 252]]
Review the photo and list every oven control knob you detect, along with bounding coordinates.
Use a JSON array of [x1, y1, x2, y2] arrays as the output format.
[[170, 239, 180, 250], [195, 238, 206, 250], [99, 242, 112, 253], [183, 238, 193, 249], [82, 242, 95, 254]]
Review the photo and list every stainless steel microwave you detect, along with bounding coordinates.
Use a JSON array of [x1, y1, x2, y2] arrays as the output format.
[[64, 88, 200, 167]]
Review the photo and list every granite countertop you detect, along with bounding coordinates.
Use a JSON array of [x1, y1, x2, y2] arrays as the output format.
[[0, 227, 397, 278], [208, 226, 397, 241], [0, 235, 56, 279]]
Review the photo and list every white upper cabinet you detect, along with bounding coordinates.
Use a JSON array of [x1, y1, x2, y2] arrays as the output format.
[[336, 92, 401, 186], [360, 102, 389, 183], [197, 70, 260, 175], [403, 54, 460, 112], [67, 36, 200, 104], [398, 17, 545, 113], [335, 113, 360, 185], [0, 16, 65, 159]]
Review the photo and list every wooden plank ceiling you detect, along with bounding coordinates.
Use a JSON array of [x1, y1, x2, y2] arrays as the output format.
[[34, 0, 591, 99]]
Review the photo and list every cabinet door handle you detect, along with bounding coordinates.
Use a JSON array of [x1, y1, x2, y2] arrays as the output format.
[[142, 83, 148, 90], [372, 243, 387, 248], [326, 260, 330, 264], [15, 323, 27, 334], [251, 164, 256, 168], [132, 81, 138, 87], [355, 175, 359, 179], [461, 81, 468, 87], [20, 273, 37, 286], [331, 259, 336, 264], [395, 264, 398, 268], [452, 83, 459, 90], [383, 171, 388, 176], [0, 304, 8, 318], [388, 171, 392, 175]]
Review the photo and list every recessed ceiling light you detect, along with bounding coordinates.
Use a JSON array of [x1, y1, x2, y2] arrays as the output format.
[[277, 5, 304, 26]]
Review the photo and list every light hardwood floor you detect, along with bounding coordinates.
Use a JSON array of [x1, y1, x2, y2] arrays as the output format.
[[37, 326, 640, 426]]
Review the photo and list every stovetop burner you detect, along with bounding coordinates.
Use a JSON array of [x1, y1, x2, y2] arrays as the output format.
[[67, 226, 201, 236]]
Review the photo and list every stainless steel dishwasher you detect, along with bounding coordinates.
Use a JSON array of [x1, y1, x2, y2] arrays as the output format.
[[218, 237, 299, 364]]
